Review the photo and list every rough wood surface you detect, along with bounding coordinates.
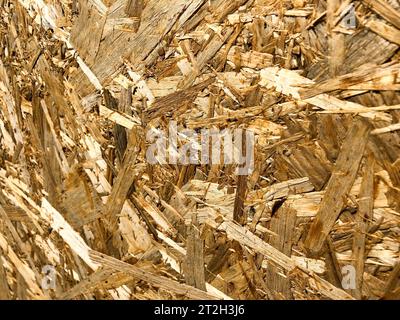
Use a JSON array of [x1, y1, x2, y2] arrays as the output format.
[[0, 0, 398, 301]]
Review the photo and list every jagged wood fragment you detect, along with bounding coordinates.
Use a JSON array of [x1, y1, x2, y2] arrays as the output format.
[[361, 0, 400, 29], [266, 204, 296, 299], [304, 119, 371, 255], [352, 154, 374, 298], [205, 215, 354, 300], [89, 250, 219, 299], [364, 18, 400, 46], [71, 0, 201, 96], [260, 67, 392, 121], [183, 212, 206, 291], [0, 255, 11, 299], [104, 129, 145, 232], [59, 267, 135, 300], [382, 263, 400, 299], [0, 232, 46, 299]]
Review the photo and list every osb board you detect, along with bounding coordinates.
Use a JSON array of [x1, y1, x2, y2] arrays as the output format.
[[0, 0, 399, 300]]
